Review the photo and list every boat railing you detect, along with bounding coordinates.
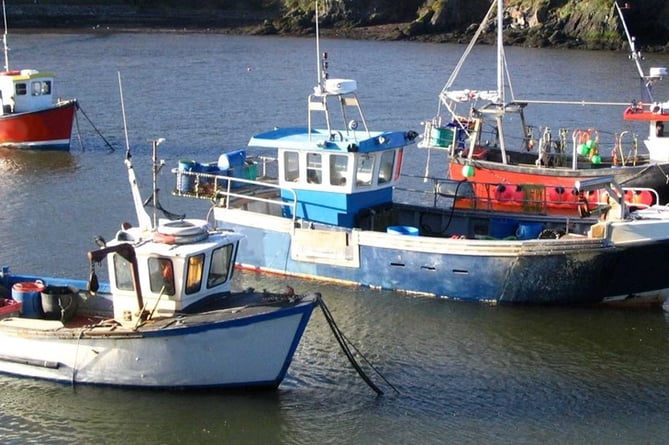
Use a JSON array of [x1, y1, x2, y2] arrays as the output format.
[[394, 173, 659, 216], [172, 168, 297, 224], [255, 154, 277, 177]]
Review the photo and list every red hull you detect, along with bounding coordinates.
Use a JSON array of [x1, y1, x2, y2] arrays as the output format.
[[0, 100, 77, 151]]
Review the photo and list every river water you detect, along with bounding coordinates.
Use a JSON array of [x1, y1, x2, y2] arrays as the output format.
[[1, 31, 669, 444]]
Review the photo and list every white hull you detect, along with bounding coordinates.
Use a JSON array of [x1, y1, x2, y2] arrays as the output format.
[[0, 298, 315, 389]]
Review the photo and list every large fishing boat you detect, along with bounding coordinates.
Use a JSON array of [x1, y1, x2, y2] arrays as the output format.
[[171, 3, 669, 306], [419, 0, 669, 216]]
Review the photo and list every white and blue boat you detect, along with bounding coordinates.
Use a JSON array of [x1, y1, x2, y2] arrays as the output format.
[[0, 139, 319, 389], [172, 12, 669, 307]]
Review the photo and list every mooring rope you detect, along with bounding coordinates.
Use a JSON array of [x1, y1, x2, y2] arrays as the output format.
[[76, 104, 117, 152], [318, 297, 399, 396], [74, 110, 84, 151]]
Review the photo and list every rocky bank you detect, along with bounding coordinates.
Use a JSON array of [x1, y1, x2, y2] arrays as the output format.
[[5, 1, 669, 52]]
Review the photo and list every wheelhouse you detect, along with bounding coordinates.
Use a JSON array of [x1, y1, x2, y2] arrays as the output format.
[[0, 69, 56, 114]]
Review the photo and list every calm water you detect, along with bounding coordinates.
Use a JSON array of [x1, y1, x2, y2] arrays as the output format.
[[1, 32, 669, 444]]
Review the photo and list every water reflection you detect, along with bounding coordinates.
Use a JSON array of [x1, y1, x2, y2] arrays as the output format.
[[0, 377, 289, 444], [0, 148, 77, 174]]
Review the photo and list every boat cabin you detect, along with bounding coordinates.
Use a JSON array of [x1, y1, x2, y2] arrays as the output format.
[[248, 78, 417, 228], [0, 69, 56, 114], [92, 220, 241, 325]]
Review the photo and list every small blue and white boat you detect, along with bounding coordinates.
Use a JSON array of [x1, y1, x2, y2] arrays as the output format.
[[0, 139, 319, 389], [172, 13, 669, 307]]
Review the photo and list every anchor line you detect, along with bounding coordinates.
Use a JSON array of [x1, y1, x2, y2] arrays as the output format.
[[72, 328, 85, 387], [74, 109, 84, 151], [76, 104, 117, 152], [318, 297, 399, 396]]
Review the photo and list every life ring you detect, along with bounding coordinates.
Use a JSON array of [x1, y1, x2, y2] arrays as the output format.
[[153, 230, 209, 245], [157, 219, 209, 236]]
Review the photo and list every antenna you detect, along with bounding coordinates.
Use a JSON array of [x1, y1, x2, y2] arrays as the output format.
[[118, 72, 131, 157], [2, 0, 9, 71], [315, 0, 322, 92], [118, 71, 152, 231]]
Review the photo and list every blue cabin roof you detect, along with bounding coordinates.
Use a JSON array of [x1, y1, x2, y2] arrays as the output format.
[[249, 127, 412, 154]]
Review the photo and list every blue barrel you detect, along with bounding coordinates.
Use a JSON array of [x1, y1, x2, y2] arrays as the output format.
[[177, 160, 198, 193], [218, 149, 246, 171], [12, 281, 45, 318], [516, 222, 544, 240], [488, 218, 518, 239], [227, 149, 246, 167], [387, 225, 419, 236], [200, 162, 219, 186]]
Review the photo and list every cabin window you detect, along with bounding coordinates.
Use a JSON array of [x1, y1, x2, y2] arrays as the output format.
[[185, 254, 204, 294], [355, 154, 375, 187], [148, 257, 175, 296], [113, 254, 134, 291], [329, 154, 348, 186], [15, 83, 26, 96], [30, 81, 51, 96], [283, 151, 299, 182], [307, 153, 322, 184], [208, 243, 234, 288], [378, 150, 395, 184]]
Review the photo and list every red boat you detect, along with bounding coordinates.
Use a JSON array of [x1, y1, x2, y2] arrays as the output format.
[[420, 1, 669, 216], [0, 2, 77, 151], [0, 69, 77, 150]]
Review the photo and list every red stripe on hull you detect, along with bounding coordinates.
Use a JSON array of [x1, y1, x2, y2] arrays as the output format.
[[0, 100, 77, 150]]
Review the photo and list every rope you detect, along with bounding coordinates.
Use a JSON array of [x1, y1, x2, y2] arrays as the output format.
[[318, 296, 399, 396], [71, 329, 85, 387], [74, 109, 84, 151], [76, 103, 117, 152]]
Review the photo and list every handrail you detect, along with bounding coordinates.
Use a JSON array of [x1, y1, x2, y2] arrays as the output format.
[[172, 169, 298, 226]]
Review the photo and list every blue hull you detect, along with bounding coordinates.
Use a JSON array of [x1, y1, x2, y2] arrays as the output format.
[[222, 220, 669, 305]]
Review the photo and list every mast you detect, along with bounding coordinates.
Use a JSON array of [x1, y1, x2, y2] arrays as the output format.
[[614, 1, 654, 103], [2, 0, 9, 71], [151, 138, 166, 229], [496, 0, 508, 161], [118, 72, 152, 231], [496, 0, 504, 105]]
